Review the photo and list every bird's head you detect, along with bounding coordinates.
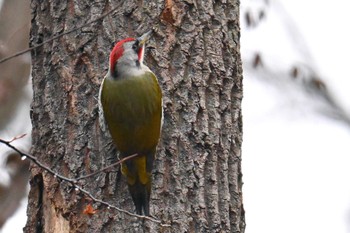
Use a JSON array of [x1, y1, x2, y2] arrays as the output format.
[[108, 30, 152, 78]]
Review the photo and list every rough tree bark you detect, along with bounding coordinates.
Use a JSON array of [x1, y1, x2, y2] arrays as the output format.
[[26, 0, 244, 232]]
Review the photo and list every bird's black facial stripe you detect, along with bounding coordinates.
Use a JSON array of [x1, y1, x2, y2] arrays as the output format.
[[132, 40, 139, 52], [135, 59, 140, 67]]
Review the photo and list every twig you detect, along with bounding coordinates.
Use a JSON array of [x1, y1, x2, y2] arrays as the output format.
[[8, 133, 27, 143], [0, 137, 76, 183], [0, 2, 123, 65], [0, 137, 170, 226], [75, 153, 138, 181], [75, 184, 168, 225]]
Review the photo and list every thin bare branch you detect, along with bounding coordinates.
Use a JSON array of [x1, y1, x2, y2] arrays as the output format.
[[74, 184, 169, 226], [8, 133, 27, 143], [0, 137, 170, 226], [75, 153, 138, 181], [0, 2, 123, 65], [0, 137, 76, 182]]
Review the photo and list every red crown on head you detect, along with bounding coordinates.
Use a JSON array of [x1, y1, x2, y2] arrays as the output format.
[[109, 38, 135, 73]]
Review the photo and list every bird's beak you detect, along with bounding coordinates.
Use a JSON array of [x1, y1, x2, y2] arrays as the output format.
[[137, 30, 153, 46]]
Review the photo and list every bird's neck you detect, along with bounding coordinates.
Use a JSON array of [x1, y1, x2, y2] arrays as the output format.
[[110, 62, 150, 80]]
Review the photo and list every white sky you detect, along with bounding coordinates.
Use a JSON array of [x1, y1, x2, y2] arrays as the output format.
[[242, 1, 350, 233], [283, 0, 350, 111]]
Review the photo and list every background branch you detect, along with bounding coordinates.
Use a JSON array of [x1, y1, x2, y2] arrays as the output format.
[[0, 1, 123, 65], [0, 137, 168, 226]]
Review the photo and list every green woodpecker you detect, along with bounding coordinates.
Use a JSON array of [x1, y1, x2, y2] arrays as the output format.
[[99, 30, 162, 216]]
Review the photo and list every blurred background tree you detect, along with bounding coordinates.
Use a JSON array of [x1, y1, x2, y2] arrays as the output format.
[[0, 0, 31, 230]]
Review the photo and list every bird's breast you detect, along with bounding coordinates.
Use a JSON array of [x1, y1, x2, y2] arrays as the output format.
[[101, 72, 162, 154]]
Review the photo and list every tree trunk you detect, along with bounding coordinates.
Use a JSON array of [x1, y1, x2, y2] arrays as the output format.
[[26, 0, 244, 232]]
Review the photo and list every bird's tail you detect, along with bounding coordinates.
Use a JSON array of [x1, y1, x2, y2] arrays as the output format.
[[121, 155, 152, 216], [128, 179, 151, 215]]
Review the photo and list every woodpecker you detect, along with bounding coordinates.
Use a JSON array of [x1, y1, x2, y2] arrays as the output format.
[[99, 30, 162, 216]]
